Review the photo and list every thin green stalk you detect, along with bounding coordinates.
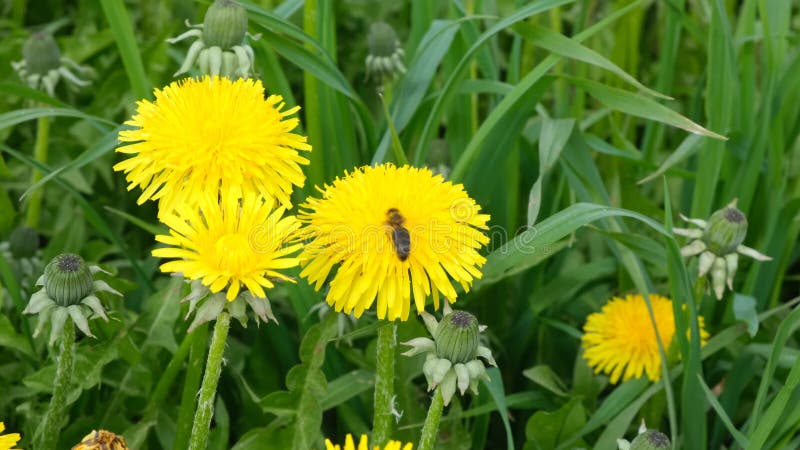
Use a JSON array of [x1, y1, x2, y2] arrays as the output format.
[[303, 0, 325, 188], [372, 322, 396, 446], [25, 115, 50, 228], [188, 312, 230, 450], [37, 320, 75, 450], [173, 323, 210, 450], [418, 386, 444, 450]]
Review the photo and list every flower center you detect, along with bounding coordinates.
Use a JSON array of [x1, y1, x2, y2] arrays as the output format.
[[214, 232, 253, 272], [58, 254, 81, 272]]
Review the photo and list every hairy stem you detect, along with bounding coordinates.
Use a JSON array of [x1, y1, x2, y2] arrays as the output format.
[[188, 311, 230, 450], [372, 321, 396, 446], [37, 319, 75, 450], [418, 386, 444, 450]]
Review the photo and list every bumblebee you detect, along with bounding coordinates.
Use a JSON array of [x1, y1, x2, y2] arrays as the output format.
[[386, 208, 410, 261]]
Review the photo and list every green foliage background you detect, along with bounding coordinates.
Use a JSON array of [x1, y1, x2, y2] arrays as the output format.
[[0, 0, 799, 449]]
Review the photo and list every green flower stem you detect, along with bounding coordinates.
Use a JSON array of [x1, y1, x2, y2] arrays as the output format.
[[37, 319, 75, 450], [188, 311, 230, 450], [418, 386, 444, 450], [372, 321, 396, 446], [25, 114, 50, 228]]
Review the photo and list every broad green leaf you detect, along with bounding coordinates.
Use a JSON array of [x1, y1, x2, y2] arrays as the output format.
[[638, 134, 703, 184], [99, 0, 152, 100], [524, 398, 587, 450], [0, 108, 115, 130], [21, 125, 122, 200], [564, 77, 726, 140], [522, 365, 569, 397], [482, 367, 515, 450], [514, 23, 669, 99], [321, 369, 374, 411], [479, 203, 667, 288], [698, 374, 749, 448], [528, 118, 574, 226], [412, 0, 577, 166], [0, 314, 34, 357], [733, 294, 759, 337]]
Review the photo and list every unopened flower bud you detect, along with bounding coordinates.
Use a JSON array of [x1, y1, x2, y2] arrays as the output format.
[[434, 310, 479, 363], [23, 32, 61, 75], [630, 430, 670, 450], [8, 226, 39, 259], [202, 0, 248, 49], [367, 22, 399, 58], [703, 203, 747, 255], [365, 22, 406, 82], [44, 253, 93, 306]]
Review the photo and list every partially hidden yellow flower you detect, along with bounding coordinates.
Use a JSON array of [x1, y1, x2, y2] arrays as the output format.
[[72, 430, 128, 450], [114, 75, 311, 214], [299, 164, 490, 321], [153, 191, 302, 300], [325, 434, 412, 450], [0, 422, 21, 450], [581, 294, 709, 384]]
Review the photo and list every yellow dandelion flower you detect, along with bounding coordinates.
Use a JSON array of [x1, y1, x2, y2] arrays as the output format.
[[153, 192, 302, 300], [72, 430, 128, 450], [0, 422, 21, 450], [325, 433, 413, 450], [299, 164, 490, 321], [581, 294, 709, 384], [114, 76, 311, 213]]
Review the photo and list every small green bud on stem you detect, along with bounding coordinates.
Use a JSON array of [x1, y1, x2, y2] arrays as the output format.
[[434, 310, 479, 364], [23, 32, 61, 75], [44, 253, 93, 306], [703, 202, 747, 255], [203, 0, 248, 49]]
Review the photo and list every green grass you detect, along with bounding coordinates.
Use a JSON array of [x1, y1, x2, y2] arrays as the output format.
[[0, 0, 798, 449]]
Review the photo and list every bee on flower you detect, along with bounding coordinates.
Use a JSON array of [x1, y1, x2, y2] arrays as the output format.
[[298, 164, 490, 321]]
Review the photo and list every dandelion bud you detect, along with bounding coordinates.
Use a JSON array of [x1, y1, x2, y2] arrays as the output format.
[[434, 310, 479, 364], [703, 203, 747, 255], [630, 430, 670, 450], [202, 0, 248, 49], [44, 253, 93, 307], [365, 22, 406, 82], [8, 226, 39, 259], [22, 32, 61, 75]]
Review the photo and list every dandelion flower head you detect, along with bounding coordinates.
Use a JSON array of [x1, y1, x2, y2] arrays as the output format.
[[114, 76, 311, 213], [0, 422, 20, 450], [581, 294, 709, 384], [299, 164, 490, 321], [325, 434, 412, 450], [153, 191, 302, 300]]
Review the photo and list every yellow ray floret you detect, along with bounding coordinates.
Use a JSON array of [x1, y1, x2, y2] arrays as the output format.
[[299, 164, 490, 321], [0, 422, 21, 450], [114, 75, 311, 213], [325, 433, 413, 450], [581, 294, 709, 384], [153, 192, 302, 300]]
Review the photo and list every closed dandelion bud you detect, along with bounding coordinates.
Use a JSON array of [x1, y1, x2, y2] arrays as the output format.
[[365, 22, 406, 82], [202, 0, 248, 49], [44, 253, 93, 307], [703, 204, 747, 255], [434, 310, 479, 364], [630, 430, 670, 450], [8, 226, 39, 258], [23, 32, 61, 75]]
